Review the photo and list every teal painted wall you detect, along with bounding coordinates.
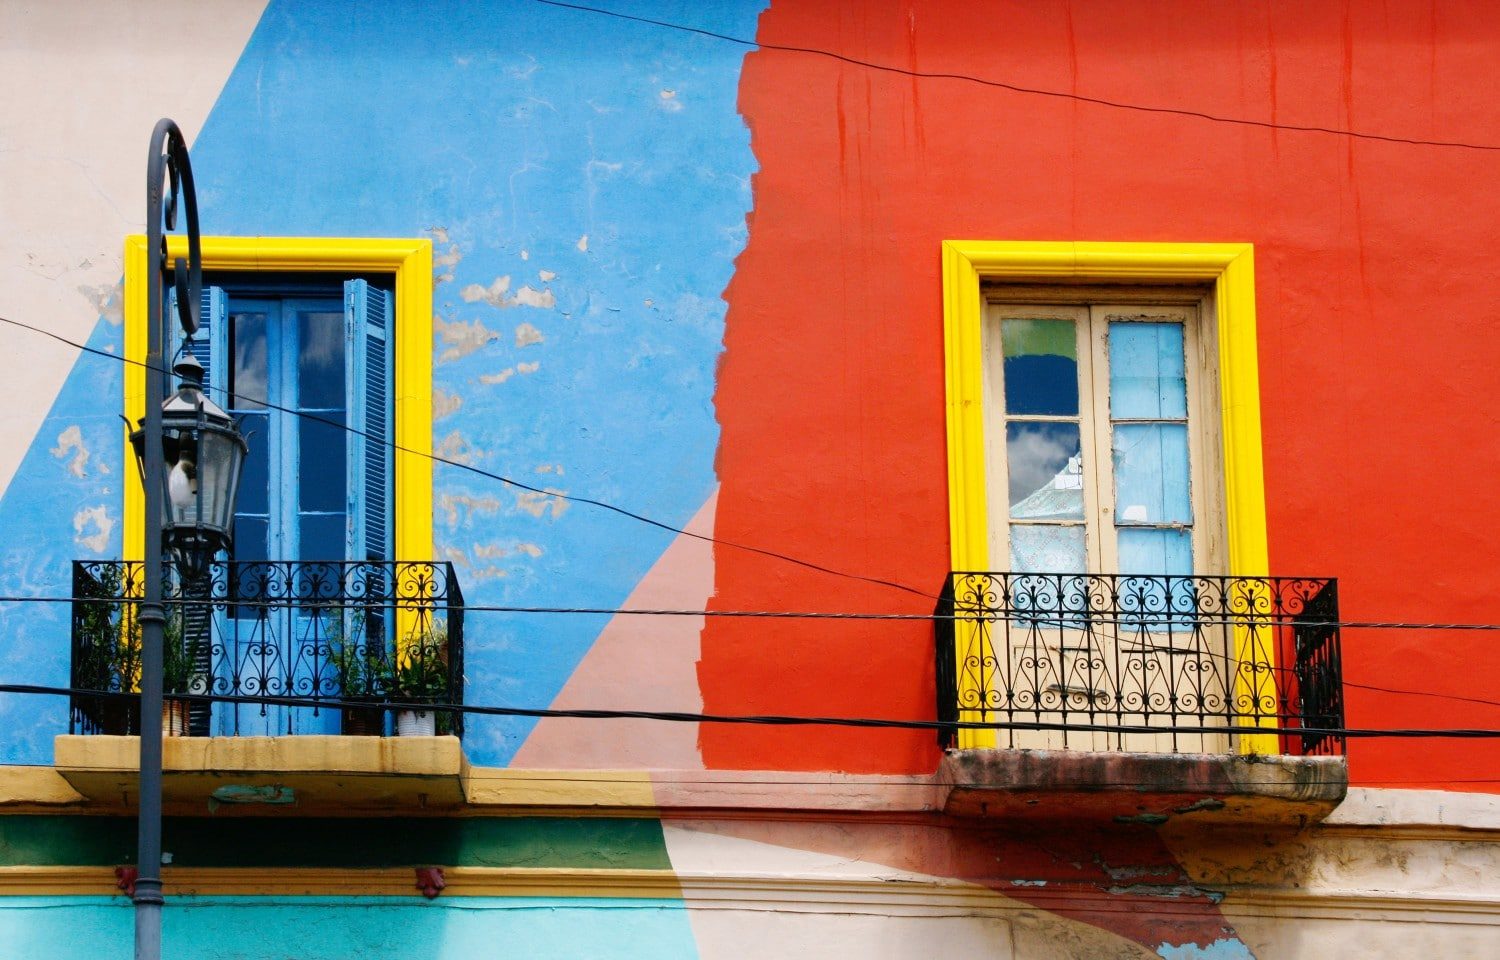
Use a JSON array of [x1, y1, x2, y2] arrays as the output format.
[[0, 896, 700, 959]]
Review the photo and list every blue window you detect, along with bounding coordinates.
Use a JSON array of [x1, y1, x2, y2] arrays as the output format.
[[176, 279, 393, 566]]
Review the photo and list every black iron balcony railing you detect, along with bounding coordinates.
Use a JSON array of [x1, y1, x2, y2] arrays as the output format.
[[70, 560, 465, 738], [934, 572, 1344, 756]]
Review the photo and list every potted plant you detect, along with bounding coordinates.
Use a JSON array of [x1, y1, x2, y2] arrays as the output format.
[[327, 616, 388, 736], [72, 570, 142, 735], [390, 622, 448, 736], [160, 610, 196, 737]]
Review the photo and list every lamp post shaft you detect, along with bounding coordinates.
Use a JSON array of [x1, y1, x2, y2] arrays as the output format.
[[135, 117, 202, 960]]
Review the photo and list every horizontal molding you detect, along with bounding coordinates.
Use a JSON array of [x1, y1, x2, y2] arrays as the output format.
[[5, 867, 1500, 926]]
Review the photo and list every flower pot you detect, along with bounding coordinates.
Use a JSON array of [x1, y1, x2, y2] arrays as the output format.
[[341, 700, 385, 736], [395, 709, 436, 736], [162, 699, 189, 737]]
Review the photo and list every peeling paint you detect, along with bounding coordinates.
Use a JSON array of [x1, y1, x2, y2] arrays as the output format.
[[512, 285, 555, 309], [535, 463, 564, 475], [515, 542, 543, 558], [460, 276, 512, 307], [434, 429, 481, 466], [517, 361, 539, 374], [515, 322, 544, 347], [478, 368, 515, 385], [72, 505, 114, 553], [539, 270, 556, 282], [49, 425, 92, 478], [77, 281, 122, 326], [437, 493, 505, 528], [576, 235, 588, 252], [432, 387, 463, 421], [515, 488, 569, 519], [473, 543, 508, 559], [433, 313, 502, 364], [1155, 938, 1253, 960]]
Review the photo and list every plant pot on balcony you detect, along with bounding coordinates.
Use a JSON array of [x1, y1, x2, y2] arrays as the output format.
[[391, 625, 448, 737], [395, 708, 436, 737], [162, 699, 189, 737], [341, 697, 385, 736]]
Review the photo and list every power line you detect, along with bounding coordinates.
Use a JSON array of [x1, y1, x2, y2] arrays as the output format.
[[6, 681, 1498, 741], [531, 0, 1500, 154], [0, 313, 937, 602]]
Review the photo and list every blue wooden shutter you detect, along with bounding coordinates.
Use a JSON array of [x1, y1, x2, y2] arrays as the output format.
[[168, 285, 228, 408], [345, 281, 393, 563]]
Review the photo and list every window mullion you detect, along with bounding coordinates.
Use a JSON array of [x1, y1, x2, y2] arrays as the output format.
[[1085, 306, 1116, 573]]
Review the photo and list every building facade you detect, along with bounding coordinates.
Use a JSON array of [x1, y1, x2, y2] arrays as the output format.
[[1, 1, 1498, 956]]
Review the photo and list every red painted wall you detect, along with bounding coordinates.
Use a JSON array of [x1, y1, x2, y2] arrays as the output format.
[[702, 0, 1500, 788]]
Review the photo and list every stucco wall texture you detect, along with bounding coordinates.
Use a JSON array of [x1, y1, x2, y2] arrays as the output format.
[[2, 1, 1498, 781]]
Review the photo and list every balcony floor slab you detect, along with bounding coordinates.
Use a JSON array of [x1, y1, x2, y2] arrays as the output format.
[[53, 735, 466, 812], [938, 748, 1347, 827]]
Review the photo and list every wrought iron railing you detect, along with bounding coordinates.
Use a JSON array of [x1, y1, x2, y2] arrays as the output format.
[[934, 572, 1344, 756], [70, 560, 465, 738]]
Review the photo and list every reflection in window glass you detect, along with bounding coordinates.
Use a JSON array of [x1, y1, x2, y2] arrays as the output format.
[[1006, 422, 1083, 520], [1001, 317, 1078, 416]]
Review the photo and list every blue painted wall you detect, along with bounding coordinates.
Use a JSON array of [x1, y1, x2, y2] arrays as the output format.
[[0, 896, 700, 959], [0, 0, 763, 764]]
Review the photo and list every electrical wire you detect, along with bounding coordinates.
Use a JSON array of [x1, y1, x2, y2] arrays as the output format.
[[5, 682, 1499, 741], [0, 313, 937, 602], [531, 0, 1500, 154]]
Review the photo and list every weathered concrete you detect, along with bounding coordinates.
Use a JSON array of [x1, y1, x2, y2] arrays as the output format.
[[939, 749, 1347, 827]]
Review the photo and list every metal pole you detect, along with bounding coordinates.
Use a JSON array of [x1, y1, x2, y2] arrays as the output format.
[[136, 117, 202, 960]]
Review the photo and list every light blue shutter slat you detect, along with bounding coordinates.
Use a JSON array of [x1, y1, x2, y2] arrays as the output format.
[[168, 285, 228, 408], [345, 280, 393, 564]]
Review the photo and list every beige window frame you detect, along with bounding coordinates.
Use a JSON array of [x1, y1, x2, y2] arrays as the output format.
[[980, 285, 1228, 576]]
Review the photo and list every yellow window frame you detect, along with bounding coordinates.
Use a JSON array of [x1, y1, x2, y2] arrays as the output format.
[[941, 240, 1273, 754], [122, 235, 433, 566]]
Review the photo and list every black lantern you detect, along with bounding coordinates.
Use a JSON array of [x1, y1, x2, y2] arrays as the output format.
[[130, 352, 247, 578]]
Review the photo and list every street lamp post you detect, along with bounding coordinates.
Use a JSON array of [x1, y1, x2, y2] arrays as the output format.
[[131, 118, 246, 960]]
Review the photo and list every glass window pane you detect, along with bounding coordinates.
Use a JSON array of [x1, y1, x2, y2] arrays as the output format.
[[1118, 527, 1193, 576], [298, 513, 346, 563], [1001, 318, 1078, 416], [299, 412, 347, 513], [1113, 423, 1192, 524], [298, 309, 345, 410], [1109, 321, 1186, 420], [233, 516, 268, 565], [1010, 524, 1085, 574], [230, 312, 268, 410], [1007, 422, 1083, 519], [236, 412, 270, 515]]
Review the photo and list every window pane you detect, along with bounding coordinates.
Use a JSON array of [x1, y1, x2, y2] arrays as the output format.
[[299, 412, 347, 513], [298, 513, 346, 563], [298, 310, 345, 410], [1108, 321, 1186, 419], [1007, 422, 1083, 519], [1113, 423, 1192, 524], [236, 412, 270, 515], [1001, 318, 1078, 416], [1010, 524, 1085, 573], [233, 516, 268, 565], [1117, 528, 1193, 576], [230, 312, 268, 410]]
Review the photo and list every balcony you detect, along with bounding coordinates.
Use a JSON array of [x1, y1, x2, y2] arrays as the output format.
[[933, 572, 1347, 824], [68, 560, 465, 739]]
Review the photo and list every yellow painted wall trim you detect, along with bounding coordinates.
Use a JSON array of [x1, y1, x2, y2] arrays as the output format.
[[122, 235, 432, 565], [940, 240, 1272, 752]]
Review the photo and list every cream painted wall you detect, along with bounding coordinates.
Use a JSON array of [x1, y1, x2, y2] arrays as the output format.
[[0, 0, 268, 497]]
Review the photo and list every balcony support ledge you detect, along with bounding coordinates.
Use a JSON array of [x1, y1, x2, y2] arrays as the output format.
[[939, 748, 1347, 827], [53, 734, 466, 810]]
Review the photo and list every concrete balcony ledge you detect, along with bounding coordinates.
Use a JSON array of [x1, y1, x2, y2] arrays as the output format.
[[53, 735, 467, 811], [937, 748, 1348, 827]]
